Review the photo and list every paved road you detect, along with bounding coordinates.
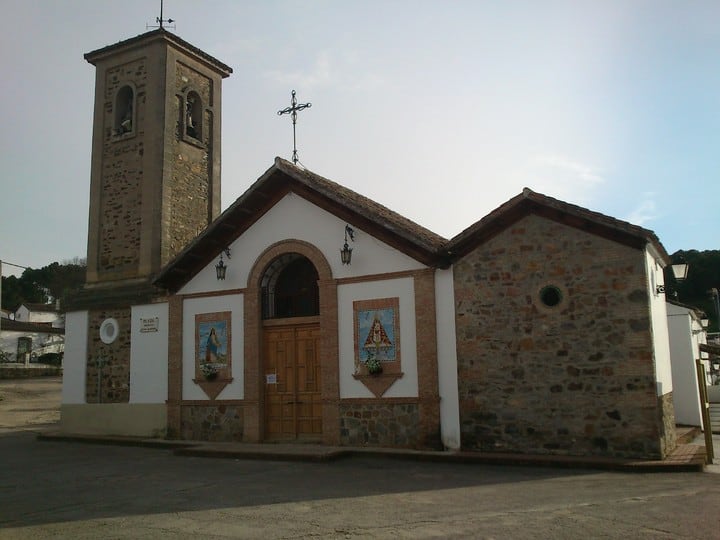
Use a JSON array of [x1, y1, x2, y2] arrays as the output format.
[[1, 377, 719, 539]]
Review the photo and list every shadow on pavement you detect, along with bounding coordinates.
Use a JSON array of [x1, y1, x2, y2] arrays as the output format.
[[0, 429, 594, 529]]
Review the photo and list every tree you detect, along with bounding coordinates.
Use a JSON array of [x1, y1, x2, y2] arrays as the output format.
[[1, 259, 86, 312]]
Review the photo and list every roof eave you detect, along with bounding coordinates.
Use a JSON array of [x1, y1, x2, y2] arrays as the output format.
[[447, 189, 668, 263], [84, 28, 232, 77], [154, 160, 449, 292]]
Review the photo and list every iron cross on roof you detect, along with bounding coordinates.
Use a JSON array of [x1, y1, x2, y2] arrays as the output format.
[[277, 90, 312, 165]]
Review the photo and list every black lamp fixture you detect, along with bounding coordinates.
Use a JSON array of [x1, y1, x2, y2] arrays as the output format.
[[215, 248, 231, 280], [340, 224, 355, 265], [656, 258, 689, 294]]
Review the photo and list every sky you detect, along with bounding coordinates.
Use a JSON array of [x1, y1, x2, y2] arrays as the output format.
[[1, 0, 718, 277]]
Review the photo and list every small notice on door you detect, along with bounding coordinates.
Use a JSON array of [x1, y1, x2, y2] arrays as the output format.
[[265, 373, 277, 384]]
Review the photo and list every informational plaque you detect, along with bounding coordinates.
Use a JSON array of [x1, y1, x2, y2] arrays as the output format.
[[139, 317, 160, 333], [265, 373, 277, 384]]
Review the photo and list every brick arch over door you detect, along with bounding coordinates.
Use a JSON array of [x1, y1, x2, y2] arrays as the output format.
[[243, 239, 340, 444]]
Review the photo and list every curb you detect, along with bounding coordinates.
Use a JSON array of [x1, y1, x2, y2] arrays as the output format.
[[37, 431, 706, 473]]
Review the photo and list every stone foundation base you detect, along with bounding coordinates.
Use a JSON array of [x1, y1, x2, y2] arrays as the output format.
[[180, 404, 244, 442], [658, 391, 677, 459], [339, 402, 419, 447]]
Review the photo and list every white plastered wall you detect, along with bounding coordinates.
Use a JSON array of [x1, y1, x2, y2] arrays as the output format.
[[179, 193, 426, 296], [130, 303, 168, 403], [666, 303, 703, 426], [646, 248, 673, 396], [182, 294, 244, 401], [338, 277, 418, 398], [62, 310, 88, 404], [435, 267, 460, 450], [61, 308, 168, 437]]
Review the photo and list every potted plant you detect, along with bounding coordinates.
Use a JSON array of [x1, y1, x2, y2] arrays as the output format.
[[366, 355, 382, 376], [200, 363, 219, 381]]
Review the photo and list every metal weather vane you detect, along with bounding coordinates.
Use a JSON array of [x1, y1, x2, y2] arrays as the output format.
[[147, 0, 175, 30], [277, 90, 312, 165]]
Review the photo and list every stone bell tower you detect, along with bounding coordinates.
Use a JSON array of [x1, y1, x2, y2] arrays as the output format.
[[68, 29, 232, 406], [84, 29, 232, 287]]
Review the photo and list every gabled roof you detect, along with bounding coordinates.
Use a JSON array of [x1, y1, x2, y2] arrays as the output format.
[[446, 188, 670, 263], [0, 319, 64, 335], [154, 158, 448, 292], [19, 303, 60, 314], [154, 163, 670, 293], [85, 28, 232, 78]]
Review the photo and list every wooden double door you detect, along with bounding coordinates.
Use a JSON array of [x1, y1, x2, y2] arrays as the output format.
[[263, 322, 322, 440]]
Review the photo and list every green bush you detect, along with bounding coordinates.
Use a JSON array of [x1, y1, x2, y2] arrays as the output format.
[[38, 352, 63, 366]]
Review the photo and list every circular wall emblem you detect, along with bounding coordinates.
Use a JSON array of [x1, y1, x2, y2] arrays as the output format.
[[99, 318, 119, 344]]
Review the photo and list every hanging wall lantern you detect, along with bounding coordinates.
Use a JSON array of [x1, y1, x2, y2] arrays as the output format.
[[340, 224, 355, 265], [670, 260, 689, 281], [656, 258, 690, 295], [215, 248, 231, 280]]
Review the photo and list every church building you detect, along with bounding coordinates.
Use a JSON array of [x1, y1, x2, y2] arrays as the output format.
[[61, 28, 678, 460]]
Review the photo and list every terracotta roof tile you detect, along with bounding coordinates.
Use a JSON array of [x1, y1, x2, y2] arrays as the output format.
[[154, 163, 671, 291], [447, 187, 670, 262], [274, 158, 447, 252], [155, 158, 449, 291]]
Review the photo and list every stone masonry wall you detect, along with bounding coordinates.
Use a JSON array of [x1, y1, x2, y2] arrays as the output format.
[[339, 402, 419, 447], [181, 404, 244, 442], [454, 213, 665, 459], [165, 62, 214, 266], [659, 392, 677, 456], [99, 59, 147, 277], [85, 308, 131, 403]]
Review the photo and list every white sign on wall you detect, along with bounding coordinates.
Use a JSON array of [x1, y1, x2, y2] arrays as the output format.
[[139, 317, 160, 333]]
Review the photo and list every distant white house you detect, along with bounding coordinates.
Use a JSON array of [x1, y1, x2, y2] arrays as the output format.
[[14, 302, 64, 328], [667, 301, 709, 427], [0, 303, 65, 363]]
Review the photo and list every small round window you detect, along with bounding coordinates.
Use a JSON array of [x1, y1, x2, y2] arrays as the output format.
[[539, 285, 563, 308]]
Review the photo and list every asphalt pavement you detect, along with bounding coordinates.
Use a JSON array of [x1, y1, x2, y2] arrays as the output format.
[[1, 376, 719, 539]]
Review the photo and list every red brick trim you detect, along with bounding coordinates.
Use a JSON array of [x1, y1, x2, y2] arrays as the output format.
[[262, 315, 320, 327], [180, 288, 246, 299], [340, 397, 419, 405], [337, 269, 420, 285], [166, 295, 184, 438], [414, 268, 441, 447], [352, 372, 404, 397], [193, 377, 234, 400], [181, 399, 248, 405]]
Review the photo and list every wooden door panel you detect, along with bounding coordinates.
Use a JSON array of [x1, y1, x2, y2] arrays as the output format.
[[264, 324, 322, 440], [264, 327, 297, 439], [296, 326, 321, 436]]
